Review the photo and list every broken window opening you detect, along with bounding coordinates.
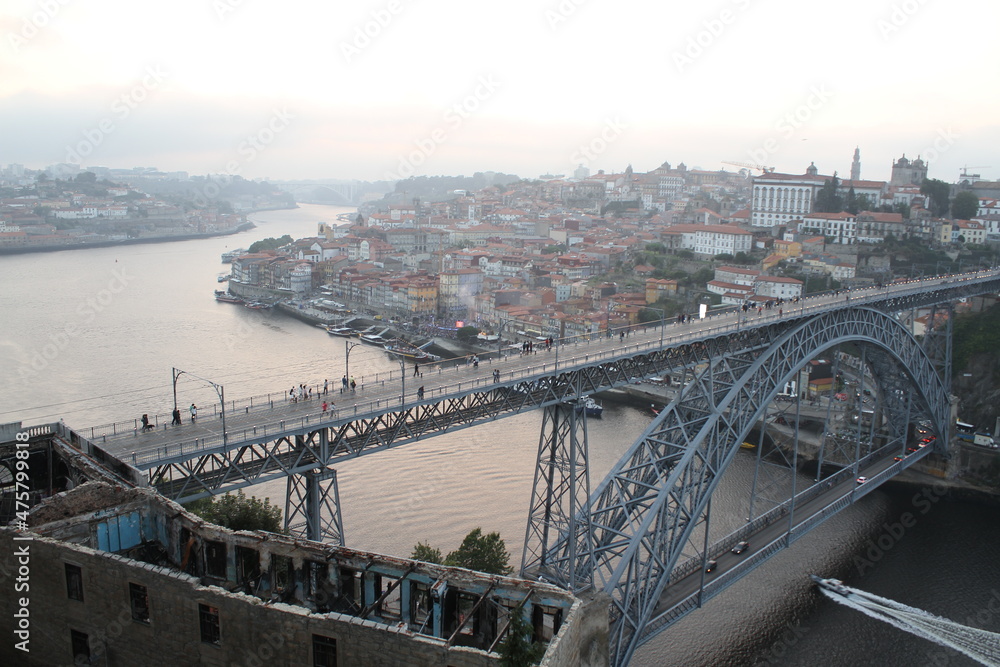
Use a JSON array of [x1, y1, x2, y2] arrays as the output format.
[[129, 582, 150, 624], [410, 581, 432, 633], [65, 562, 84, 602], [235, 546, 261, 593], [198, 603, 221, 645], [204, 540, 227, 580], [271, 554, 293, 599], [532, 604, 564, 644], [312, 633, 338, 667]]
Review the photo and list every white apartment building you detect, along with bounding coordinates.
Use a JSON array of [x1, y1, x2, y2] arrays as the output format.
[[750, 168, 828, 228], [663, 224, 752, 256], [799, 212, 857, 244]]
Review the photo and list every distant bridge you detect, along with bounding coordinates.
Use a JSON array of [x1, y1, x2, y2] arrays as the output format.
[[277, 181, 364, 206], [46, 269, 1000, 666]]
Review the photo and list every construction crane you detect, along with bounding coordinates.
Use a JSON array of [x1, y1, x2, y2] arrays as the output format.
[[959, 165, 990, 180], [722, 160, 775, 174]]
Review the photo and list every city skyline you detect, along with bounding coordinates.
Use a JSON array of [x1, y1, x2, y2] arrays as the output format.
[[2, 0, 998, 182]]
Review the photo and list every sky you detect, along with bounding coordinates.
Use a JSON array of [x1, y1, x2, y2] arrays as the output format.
[[2, 0, 999, 184]]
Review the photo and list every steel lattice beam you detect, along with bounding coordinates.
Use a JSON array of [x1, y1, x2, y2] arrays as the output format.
[[579, 308, 951, 667], [521, 401, 594, 593]]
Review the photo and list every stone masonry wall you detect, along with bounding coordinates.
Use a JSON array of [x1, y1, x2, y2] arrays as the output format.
[[0, 530, 499, 667]]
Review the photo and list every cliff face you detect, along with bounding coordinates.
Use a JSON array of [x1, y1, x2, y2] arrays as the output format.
[[951, 303, 1000, 431], [953, 351, 1000, 432]]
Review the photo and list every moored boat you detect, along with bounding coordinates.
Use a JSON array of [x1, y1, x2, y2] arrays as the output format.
[[575, 396, 603, 418], [359, 334, 388, 346], [326, 326, 357, 337], [214, 290, 243, 304], [382, 338, 441, 362]]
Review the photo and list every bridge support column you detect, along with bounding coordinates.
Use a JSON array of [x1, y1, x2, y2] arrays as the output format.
[[521, 401, 593, 593], [284, 466, 345, 545]]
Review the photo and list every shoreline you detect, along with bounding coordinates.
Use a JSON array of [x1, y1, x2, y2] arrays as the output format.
[[0, 202, 303, 256]]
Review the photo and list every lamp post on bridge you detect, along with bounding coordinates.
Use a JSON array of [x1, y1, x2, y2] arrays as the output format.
[[345, 340, 360, 385], [172, 367, 227, 446]]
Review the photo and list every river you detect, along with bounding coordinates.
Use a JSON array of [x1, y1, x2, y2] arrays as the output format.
[[0, 203, 996, 666]]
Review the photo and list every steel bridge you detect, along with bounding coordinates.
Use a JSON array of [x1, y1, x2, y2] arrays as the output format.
[[59, 269, 1000, 666]]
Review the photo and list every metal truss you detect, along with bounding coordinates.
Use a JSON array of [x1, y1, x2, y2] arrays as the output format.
[[521, 401, 593, 593], [572, 308, 951, 667], [284, 465, 345, 545], [133, 276, 999, 504]]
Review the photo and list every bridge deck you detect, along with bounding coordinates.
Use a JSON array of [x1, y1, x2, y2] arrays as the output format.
[[79, 272, 996, 471]]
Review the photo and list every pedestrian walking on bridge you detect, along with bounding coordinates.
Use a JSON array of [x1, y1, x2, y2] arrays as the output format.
[[189, 404, 197, 423]]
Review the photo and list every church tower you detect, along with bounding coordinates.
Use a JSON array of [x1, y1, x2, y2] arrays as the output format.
[[851, 147, 861, 181]]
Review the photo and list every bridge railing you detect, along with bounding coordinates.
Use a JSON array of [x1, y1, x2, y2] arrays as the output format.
[[79, 271, 999, 465]]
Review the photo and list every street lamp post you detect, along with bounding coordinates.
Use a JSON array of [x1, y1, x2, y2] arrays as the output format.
[[345, 340, 360, 384], [644, 306, 666, 348], [172, 367, 227, 445]]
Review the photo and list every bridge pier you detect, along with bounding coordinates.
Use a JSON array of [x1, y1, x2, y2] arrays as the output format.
[[522, 401, 593, 593], [284, 466, 345, 545]]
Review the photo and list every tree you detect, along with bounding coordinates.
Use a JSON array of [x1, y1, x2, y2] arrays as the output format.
[[845, 185, 859, 214], [444, 528, 512, 575], [248, 234, 293, 253], [75, 171, 97, 184], [497, 602, 546, 667], [411, 541, 443, 564], [186, 490, 283, 533], [814, 173, 843, 213], [645, 242, 666, 253], [456, 325, 481, 342], [920, 178, 951, 217], [952, 191, 979, 220]]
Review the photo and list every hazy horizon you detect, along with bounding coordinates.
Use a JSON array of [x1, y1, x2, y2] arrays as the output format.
[[3, 0, 998, 184]]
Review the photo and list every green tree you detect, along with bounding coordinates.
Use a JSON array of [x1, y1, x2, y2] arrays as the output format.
[[645, 242, 666, 253], [248, 234, 293, 253], [411, 541, 443, 564], [920, 178, 951, 217], [186, 490, 283, 532], [75, 171, 97, 184], [456, 325, 481, 342], [444, 528, 512, 575], [497, 602, 546, 667], [952, 191, 979, 220], [845, 185, 859, 214], [814, 173, 843, 213]]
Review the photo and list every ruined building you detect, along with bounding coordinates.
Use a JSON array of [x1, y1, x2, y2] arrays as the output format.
[[0, 424, 609, 666]]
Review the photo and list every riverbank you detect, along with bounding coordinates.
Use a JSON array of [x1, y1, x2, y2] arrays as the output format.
[[0, 221, 257, 256]]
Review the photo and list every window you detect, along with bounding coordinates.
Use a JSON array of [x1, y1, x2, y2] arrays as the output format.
[[65, 563, 83, 602], [129, 582, 150, 623], [205, 540, 227, 579], [70, 629, 90, 664], [198, 604, 220, 645], [312, 634, 337, 667]]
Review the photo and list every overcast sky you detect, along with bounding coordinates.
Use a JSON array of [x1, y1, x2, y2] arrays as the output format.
[[3, 0, 998, 183]]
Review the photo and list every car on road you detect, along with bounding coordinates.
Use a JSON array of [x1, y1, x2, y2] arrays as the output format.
[[705, 560, 718, 573], [732, 541, 750, 555], [893, 456, 904, 462], [856, 476, 868, 484]]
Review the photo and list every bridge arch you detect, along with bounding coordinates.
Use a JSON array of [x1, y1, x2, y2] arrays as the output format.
[[583, 307, 950, 665]]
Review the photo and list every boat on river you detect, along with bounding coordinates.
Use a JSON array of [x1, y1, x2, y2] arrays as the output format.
[[214, 290, 243, 304], [326, 326, 357, 337], [575, 396, 603, 418], [382, 338, 441, 362]]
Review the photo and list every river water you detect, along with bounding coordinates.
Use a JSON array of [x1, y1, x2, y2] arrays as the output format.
[[1, 203, 997, 666]]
